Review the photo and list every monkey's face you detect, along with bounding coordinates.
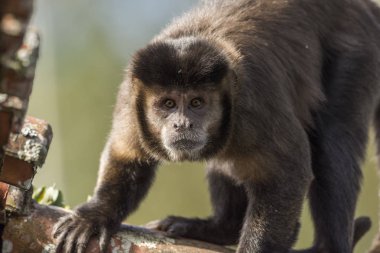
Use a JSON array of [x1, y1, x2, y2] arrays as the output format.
[[144, 87, 224, 161], [132, 37, 235, 161]]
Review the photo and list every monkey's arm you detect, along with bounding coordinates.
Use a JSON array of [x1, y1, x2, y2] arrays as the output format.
[[53, 144, 158, 253], [53, 80, 160, 253], [236, 119, 313, 253], [239, 173, 308, 252]]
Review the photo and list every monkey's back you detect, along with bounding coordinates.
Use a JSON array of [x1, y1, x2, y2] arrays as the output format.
[[155, 0, 380, 146]]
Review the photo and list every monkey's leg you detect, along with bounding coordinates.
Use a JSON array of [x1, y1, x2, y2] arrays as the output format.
[[156, 170, 247, 245], [53, 158, 158, 253], [305, 52, 377, 253], [307, 125, 366, 253], [291, 217, 371, 253]]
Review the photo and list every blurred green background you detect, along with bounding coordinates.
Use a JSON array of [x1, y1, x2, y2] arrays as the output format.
[[29, 0, 379, 252]]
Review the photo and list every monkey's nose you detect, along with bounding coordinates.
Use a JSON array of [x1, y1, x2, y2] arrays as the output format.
[[173, 122, 193, 130]]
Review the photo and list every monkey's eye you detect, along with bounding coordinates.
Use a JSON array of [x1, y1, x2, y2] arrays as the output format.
[[163, 99, 176, 109], [190, 98, 203, 108]]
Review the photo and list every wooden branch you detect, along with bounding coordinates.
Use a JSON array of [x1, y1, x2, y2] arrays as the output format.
[[2, 202, 234, 253]]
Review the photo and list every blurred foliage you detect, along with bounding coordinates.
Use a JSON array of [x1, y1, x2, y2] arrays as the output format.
[[33, 185, 68, 208], [28, 1, 380, 252]]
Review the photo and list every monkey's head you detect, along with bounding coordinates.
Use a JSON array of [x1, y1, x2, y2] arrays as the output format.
[[130, 37, 236, 161]]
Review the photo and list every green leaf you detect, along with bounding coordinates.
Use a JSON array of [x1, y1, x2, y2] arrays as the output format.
[[32, 185, 68, 208]]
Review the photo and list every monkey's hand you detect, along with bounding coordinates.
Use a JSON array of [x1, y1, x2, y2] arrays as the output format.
[[149, 216, 240, 245], [53, 205, 119, 253]]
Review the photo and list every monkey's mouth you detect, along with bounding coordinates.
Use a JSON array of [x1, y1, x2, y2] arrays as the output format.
[[169, 139, 205, 151], [161, 130, 207, 160]]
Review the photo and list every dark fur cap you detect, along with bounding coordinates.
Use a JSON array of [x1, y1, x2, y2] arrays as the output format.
[[131, 37, 229, 88]]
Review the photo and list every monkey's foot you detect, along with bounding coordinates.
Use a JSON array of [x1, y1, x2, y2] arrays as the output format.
[[150, 215, 240, 245], [291, 216, 371, 253]]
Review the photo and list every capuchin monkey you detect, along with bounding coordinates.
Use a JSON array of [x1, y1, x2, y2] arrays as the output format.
[[53, 0, 380, 252]]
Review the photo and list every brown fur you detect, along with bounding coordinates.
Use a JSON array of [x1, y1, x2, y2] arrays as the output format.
[[53, 0, 380, 252]]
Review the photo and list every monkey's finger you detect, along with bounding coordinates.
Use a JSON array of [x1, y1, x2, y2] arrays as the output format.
[[353, 216, 371, 247], [165, 221, 190, 237], [77, 226, 93, 253], [64, 225, 85, 253], [55, 228, 70, 253], [53, 216, 73, 238], [156, 216, 180, 231], [99, 227, 112, 253]]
